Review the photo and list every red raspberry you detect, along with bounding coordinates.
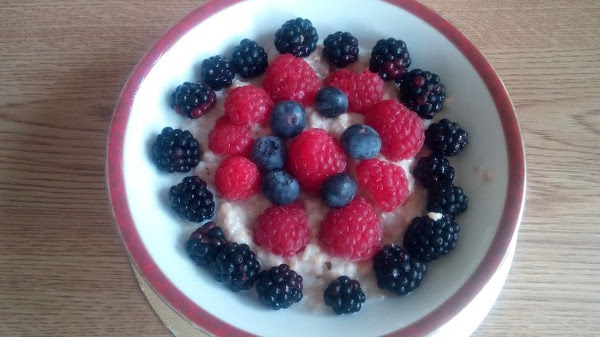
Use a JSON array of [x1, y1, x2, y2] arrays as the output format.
[[253, 203, 310, 257], [287, 129, 347, 193], [356, 159, 409, 212], [319, 197, 382, 261], [262, 54, 320, 106], [214, 156, 260, 200], [324, 69, 384, 113], [224, 85, 273, 125], [208, 116, 254, 156], [364, 99, 424, 160]]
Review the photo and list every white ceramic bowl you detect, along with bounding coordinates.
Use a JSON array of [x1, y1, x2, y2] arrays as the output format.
[[107, 0, 526, 336]]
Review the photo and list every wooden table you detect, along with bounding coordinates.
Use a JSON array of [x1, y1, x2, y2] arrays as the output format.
[[1, 0, 599, 336]]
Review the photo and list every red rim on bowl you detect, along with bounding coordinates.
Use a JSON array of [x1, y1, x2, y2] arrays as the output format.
[[107, 1, 526, 336]]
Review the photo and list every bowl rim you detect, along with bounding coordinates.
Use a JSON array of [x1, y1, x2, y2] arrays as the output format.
[[106, 0, 526, 336]]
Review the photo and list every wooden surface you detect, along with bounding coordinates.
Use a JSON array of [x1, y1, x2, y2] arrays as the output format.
[[1, 0, 599, 336]]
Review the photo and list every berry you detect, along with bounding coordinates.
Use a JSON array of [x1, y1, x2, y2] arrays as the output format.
[[373, 244, 427, 295], [427, 183, 469, 217], [225, 85, 273, 125], [323, 31, 359, 68], [231, 39, 268, 78], [261, 170, 300, 205], [215, 156, 260, 201], [320, 173, 357, 208], [274, 18, 318, 57], [355, 159, 409, 212], [319, 197, 382, 261], [364, 99, 424, 160], [200, 55, 234, 90], [168, 176, 215, 222], [369, 38, 411, 81], [151, 127, 201, 173], [253, 204, 309, 256], [324, 69, 384, 113], [315, 86, 348, 118], [210, 242, 261, 292], [251, 136, 287, 172], [287, 129, 347, 193], [208, 116, 254, 156], [399, 69, 446, 119], [185, 222, 226, 266], [262, 54, 320, 106], [255, 264, 303, 309], [413, 153, 455, 189], [403, 213, 460, 262], [425, 118, 469, 156], [323, 276, 366, 314], [340, 124, 381, 159], [269, 101, 307, 138], [170, 82, 217, 119]]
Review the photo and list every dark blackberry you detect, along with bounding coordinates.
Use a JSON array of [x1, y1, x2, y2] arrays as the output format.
[[231, 39, 268, 78], [274, 18, 318, 57], [413, 153, 455, 189], [255, 264, 303, 309], [170, 82, 217, 119], [210, 242, 261, 292], [373, 244, 427, 295], [369, 38, 411, 81], [427, 183, 469, 217], [323, 31, 359, 68], [185, 222, 226, 266], [323, 276, 366, 314], [399, 69, 446, 119], [200, 55, 234, 90], [168, 176, 215, 223], [403, 213, 460, 262], [425, 119, 469, 156], [151, 127, 201, 173]]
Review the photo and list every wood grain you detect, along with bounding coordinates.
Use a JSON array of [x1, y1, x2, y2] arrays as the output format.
[[1, 0, 599, 336]]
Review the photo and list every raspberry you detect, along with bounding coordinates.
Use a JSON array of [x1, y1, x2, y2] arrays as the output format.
[[324, 69, 384, 113], [208, 116, 254, 156], [319, 197, 382, 261], [262, 54, 320, 106], [287, 129, 347, 193], [215, 156, 260, 201], [356, 159, 409, 212], [253, 203, 310, 257], [224, 85, 273, 125], [364, 99, 424, 160]]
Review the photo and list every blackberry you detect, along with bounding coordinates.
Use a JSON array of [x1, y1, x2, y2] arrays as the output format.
[[231, 39, 268, 78], [200, 55, 234, 90], [185, 222, 226, 266], [403, 213, 460, 262], [210, 242, 261, 292], [427, 183, 469, 217], [170, 82, 217, 119], [255, 264, 303, 310], [399, 69, 446, 119], [323, 31, 359, 68], [369, 38, 411, 81], [425, 119, 469, 156], [323, 276, 366, 314], [151, 127, 201, 173], [274, 18, 318, 57], [413, 153, 455, 189], [168, 176, 215, 223], [373, 244, 427, 295]]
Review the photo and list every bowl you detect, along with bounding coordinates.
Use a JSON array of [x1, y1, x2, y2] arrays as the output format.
[[107, 0, 526, 336]]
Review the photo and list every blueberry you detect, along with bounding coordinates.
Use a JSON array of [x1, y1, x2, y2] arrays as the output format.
[[251, 136, 287, 172], [269, 101, 306, 138], [262, 170, 300, 205], [340, 124, 381, 159], [315, 87, 348, 118], [320, 173, 357, 208]]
